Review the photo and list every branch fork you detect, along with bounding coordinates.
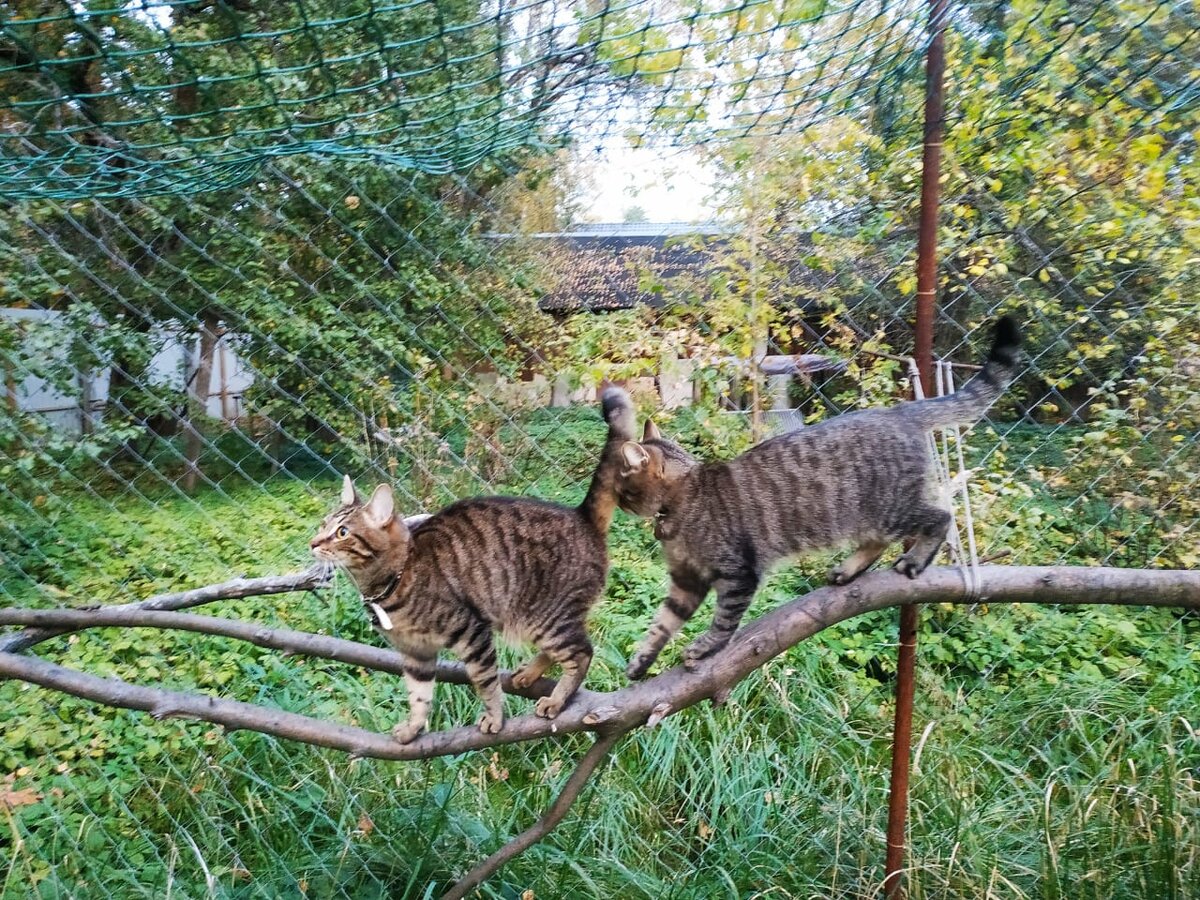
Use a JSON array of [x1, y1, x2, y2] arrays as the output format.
[[2, 564, 1198, 897]]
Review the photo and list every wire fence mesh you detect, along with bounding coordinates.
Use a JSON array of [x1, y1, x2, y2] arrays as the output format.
[[2, 0, 1198, 897]]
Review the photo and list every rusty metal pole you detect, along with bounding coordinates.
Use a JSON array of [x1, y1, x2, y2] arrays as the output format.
[[884, 0, 948, 897]]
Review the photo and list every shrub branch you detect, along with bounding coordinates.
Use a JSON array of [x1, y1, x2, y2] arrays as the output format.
[[1, 564, 1196, 761], [2, 563, 1197, 897]]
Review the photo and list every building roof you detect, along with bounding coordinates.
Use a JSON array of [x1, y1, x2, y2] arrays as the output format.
[[496, 224, 832, 313], [537, 233, 723, 312]]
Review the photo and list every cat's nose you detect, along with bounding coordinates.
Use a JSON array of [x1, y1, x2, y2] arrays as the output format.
[[309, 537, 322, 550]]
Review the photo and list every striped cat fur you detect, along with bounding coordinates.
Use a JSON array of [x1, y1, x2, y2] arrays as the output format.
[[310, 388, 636, 742], [613, 317, 1021, 679]]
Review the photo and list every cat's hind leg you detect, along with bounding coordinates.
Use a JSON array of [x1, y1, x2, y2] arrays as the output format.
[[894, 506, 952, 578], [626, 578, 708, 679], [511, 651, 553, 689], [829, 540, 889, 585], [533, 639, 593, 719]]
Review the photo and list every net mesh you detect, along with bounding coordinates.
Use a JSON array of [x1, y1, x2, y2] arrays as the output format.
[[1, 0, 929, 199], [2, 0, 1198, 897]]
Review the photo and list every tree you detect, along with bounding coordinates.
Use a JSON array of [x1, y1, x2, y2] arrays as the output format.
[[622, 204, 648, 223]]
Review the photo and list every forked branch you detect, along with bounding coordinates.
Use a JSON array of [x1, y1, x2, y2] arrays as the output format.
[[0, 564, 335, 654], [2, 566, 1197, 761], [2, 564, 1197, 898]]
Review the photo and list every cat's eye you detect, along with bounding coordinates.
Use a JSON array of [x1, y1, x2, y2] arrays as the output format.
[[336, 526, 349, 538]]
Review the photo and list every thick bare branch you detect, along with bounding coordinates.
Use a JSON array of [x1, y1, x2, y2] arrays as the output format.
[[0, 564, 334, 654], [0, 607, 557, 699], [1, 566, 1196, 762], [441, 730, 627, 900]]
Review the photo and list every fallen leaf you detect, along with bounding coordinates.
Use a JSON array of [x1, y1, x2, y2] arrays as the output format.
[[1, 788, 42, 809]]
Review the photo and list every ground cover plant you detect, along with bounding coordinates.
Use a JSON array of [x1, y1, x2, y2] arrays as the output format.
[[2, 409, 1197, 899]]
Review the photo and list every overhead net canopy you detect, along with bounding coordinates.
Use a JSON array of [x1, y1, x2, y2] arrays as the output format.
[[0, 0, 933, 198], [3, 0, 1192, 199]]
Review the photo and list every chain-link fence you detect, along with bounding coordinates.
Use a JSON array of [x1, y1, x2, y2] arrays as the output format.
[[2, 1, 1198, 897]]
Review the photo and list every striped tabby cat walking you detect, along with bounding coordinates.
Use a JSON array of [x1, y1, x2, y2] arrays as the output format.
[[614, 317, 1020, 679], [310, 389, 635, 742]]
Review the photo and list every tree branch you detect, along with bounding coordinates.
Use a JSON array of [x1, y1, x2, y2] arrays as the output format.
[[440, 729, 627, 900], [1, 566, 1196, 762], [0, 564, 335, 654], [0, 607, 557, 699]]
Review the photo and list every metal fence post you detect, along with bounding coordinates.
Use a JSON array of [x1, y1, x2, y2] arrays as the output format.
[[884, 0, 948, 896]]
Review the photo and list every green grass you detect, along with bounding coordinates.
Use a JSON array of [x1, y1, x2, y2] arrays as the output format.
[[1, 410, 1198, 898]]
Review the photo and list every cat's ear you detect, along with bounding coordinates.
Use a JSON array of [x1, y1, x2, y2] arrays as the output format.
[[642, 419, 662, 442], [364, 483, 395, 527], [341, 474, 361, 506], [620, 441, 650, 475]]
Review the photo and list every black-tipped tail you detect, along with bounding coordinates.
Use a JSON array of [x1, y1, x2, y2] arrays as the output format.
[[912, 315, 1021, 428], [579, 386, 637, 533], [988, 315, 1021, 369], [600, 387, 637, 443]]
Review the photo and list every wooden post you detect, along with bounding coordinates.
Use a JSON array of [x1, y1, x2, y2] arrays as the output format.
[[884, 1, 948, 898], [5, 365, 17, 413], [78, 369, 93, 435], [217, 336, 233, 423]]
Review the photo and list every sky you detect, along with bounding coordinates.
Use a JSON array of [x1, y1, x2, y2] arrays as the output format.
[[574, 144, 718, 223]]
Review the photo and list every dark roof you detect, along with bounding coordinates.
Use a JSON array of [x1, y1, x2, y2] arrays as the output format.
[[535, 234, 721, 312], [488, 224, 860, 314]]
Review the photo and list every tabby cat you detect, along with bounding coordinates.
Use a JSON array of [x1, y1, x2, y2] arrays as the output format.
[[615, 317, 1020, 679], [310, 388, 635, 742]]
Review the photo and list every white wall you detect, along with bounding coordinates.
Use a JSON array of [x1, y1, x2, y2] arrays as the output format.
[[2, 308, 256, 433]]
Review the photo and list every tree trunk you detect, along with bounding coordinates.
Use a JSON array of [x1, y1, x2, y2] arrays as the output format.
[[78, 368, 93, 435], [5, 365, 16, 413], [183, 312, 220, 493]]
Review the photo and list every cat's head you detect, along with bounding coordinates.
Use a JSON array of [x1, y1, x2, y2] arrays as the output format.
[[310, 476, 411, 576], [613, 419, 698, 519]]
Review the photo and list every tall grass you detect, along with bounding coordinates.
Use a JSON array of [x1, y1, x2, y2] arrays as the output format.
[[5, 644, 1196, 899], [2, 411, 1198, 898]]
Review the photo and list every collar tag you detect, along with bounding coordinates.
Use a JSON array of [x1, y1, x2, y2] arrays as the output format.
[[370, 603, 394, 630]]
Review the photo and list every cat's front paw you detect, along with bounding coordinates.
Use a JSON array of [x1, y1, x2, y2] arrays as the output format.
[[391, 721, 424, 744], [534, 695, 565, 719], [683, 633, 728, 670], [477, 710, 503, 734], [893, 555, 926, 579]]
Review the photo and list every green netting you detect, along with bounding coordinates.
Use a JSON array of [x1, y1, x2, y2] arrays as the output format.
[[0, 0, 935, 198]]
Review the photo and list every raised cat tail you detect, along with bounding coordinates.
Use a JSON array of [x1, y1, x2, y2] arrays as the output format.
[[579, 387, 637, 533], [908, 315, 1021, 429]]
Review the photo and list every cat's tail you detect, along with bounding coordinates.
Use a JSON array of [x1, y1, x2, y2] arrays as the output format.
[[579, 387, 637, 533], [907, 316, 1021, 429]]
